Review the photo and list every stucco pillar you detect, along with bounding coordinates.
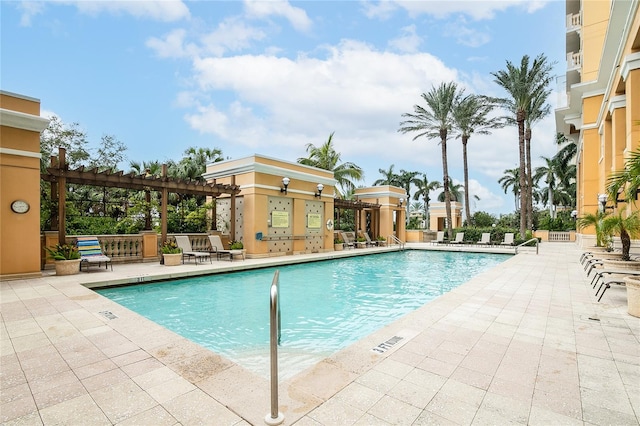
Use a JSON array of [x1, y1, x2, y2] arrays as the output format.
[[0, 91, 50, 280]]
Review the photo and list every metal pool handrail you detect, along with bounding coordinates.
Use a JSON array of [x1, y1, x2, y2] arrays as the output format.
[[515, 238, 539, 255], [265, 271, 284, 425]]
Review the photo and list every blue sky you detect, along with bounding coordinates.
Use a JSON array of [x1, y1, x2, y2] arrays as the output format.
[[2, 0, 566, 215]]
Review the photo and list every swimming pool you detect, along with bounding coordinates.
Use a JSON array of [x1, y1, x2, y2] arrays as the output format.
[[97, 250, 509, 379]]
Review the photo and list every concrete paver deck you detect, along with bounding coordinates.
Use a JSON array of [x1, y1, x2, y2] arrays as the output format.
[[1, 243, 638, 425]]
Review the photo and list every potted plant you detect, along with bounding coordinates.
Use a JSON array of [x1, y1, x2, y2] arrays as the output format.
[[161, 240, 182, 266], [230, 240, 244, 250], [45, 243, 81, 275], [334, 236, 344, 251], [376, 236, 386, 247], [599, 212, 640, 268], [577, 211, 612, 250]]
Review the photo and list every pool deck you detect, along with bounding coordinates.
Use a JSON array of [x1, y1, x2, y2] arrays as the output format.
[[1, 242, 638, 425]]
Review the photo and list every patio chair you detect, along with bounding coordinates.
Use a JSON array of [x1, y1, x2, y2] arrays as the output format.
[[360, 231, 378, 247], [476, 233, 491, 245], [431, 231, 445, 245], [174, 235, 212, 264], [449, 232, 464, 244], [339, 232, 356, 249], [76, 236, 112, 271], [500, 233, 514, 246], [208, 235, 244, 261]]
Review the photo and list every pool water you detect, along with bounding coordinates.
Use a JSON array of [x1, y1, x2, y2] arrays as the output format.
[[97, 250, 508, 378]]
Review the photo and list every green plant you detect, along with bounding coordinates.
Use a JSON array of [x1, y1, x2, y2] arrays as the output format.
[[45, 243, 81, 260], [577, 211, 610, 248], [161, 240, 181, 254], [376, 236, 386, 241], [602, 212, 640, 260], [334, 237, 344, 244], [230, 240, 244, 250], [356, 236, 366, 242]]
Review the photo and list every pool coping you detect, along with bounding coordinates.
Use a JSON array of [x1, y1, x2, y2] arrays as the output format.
[[3, 242, 637, 425]]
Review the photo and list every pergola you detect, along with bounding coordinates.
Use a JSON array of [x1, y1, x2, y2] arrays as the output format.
[[334, 198, 381, 237], [41, 148, 241, 245]]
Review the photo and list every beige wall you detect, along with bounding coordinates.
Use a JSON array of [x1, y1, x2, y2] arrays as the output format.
[[355, 185, 406, 242], [0, 91, 50, 279]]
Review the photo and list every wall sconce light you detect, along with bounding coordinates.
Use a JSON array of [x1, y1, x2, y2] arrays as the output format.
[[598, 193, 613, 212], [315, 183, 324, 198], [571, 210, 578, 220], [398, 198, 404, 207], [281, 177, 290, 194]]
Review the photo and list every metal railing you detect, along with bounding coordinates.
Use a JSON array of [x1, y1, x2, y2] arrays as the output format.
[[265, 271, 284, 425], [515, 238, 539, 255], [388, 235, 405, 249]]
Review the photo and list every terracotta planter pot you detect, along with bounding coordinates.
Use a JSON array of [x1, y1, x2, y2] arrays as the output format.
[[334, 243, 344, 251], [55, 259, 81, 276], [163, 253, 182, 266], [624, 276, 640, 318]]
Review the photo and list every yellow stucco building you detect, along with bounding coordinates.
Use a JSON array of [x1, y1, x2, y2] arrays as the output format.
[[0, 91, 50, 279], [555, 0, 640, 247]]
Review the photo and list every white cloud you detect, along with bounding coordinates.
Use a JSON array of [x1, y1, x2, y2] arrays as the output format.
[[388, 25, 423, 53], [70, 0, 190, 22], [444, 17, 491, 48], [243, 0, 312, 32], [17, 1, 46, 26], [390, 0, 550, 21]]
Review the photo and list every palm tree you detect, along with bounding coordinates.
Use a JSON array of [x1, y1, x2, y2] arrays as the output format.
[[452, 94, 504, 225], [373, 164, 400, 186], [492, 54, 554, 238], [534, 156, 559, 218], [438, 182, 464, 202], [607, 147, 640, 205], [297, 132, 363, 196], [397, 169, 421, 224], [399, 82, 462, 239], [554, 132, 577, 171], [577, 211, 610, 248], [413, 173, 441, 230], [498, 168, 521, 211], [602, 212, 640, 261]]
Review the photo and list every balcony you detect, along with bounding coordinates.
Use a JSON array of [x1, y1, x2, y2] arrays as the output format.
[[566, 12, 581, 32]]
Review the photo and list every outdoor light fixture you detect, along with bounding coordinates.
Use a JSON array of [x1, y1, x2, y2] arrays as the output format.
[[398, 198, 404, 207], [281, 177, 290, 194], [315, 183, 324, 198], [598, 193, 612, 212], [571, 210, 578, 220]]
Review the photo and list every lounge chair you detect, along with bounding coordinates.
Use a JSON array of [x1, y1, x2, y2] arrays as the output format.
[[174, 235, 212, 264], [339, 232, 356, 249], [360, 231, 377, 247], [76, 236, 112, 271], [208, 235, 244, 261], [431, 231, 445, 245], [449, 232, 464, 244], [500, 233, 514, 246], [476, 233, 491, 245]]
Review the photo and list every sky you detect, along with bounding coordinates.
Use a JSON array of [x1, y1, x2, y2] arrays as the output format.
[[2, 0, 567, 215]]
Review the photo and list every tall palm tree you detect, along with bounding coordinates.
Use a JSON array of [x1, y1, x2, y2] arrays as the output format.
[[602, 212, 640, 261], [492, 54, 554, 238], [438, 182, 464, 202], [413, 173, 440, 230], [397, 169, 421, 224], [399, 82, 462, 239], [452, 94, 504, 225], [498, 168, 520, 211], [373, 164, 400, 186], [297, 132, 363, 197], [534, 156, 559, 218], [554, 132, 577, 172]]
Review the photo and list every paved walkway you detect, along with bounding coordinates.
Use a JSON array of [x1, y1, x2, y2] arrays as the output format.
[[1, 243, 638, 425]]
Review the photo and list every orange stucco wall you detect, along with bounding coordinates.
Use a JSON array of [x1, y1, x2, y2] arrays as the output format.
[[0, 91, 50, 279], [581, 0, 610, 82]]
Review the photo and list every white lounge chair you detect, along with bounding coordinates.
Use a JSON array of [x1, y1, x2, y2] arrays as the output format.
[[208, 235, 244, 261], [477, 233, 491, 245], [449, 232, 464, 244], [360, 231, 378, 247], [431, 231, 445, 245], [174, 235, 212, 264], [500, 233, 515, 246]]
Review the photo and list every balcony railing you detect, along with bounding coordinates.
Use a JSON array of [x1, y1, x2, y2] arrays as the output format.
[[567, 52, 582, 71], [566, 12, 581, 31]]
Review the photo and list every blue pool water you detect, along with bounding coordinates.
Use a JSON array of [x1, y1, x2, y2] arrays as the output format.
[[97, 250, 508, 378]]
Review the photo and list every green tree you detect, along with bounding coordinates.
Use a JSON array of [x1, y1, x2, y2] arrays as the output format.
[[399, 82, 462, 239], [297, 132, 363, 197], [498, 168, 520, 211], [452, 94, 504, 225], [413, 173, 441, 230], [492, 54, 554, 238], [397, 169, 421, 225], [373, 164, 400, 186], [602, 212, 640, 260], [534, 156, 559, 218], [607, 148, 640, 206]]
